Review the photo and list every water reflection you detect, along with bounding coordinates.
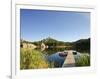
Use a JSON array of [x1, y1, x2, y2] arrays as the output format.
[[74, 52, 81, 59], [48, 52, 66, 67], [35, 48, 82, 67]]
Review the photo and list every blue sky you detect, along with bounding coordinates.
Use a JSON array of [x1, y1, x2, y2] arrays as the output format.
[[20, 9, 90, 42]]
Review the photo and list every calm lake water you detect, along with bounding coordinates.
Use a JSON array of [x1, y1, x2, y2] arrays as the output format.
[[36, 48, 82, 67], [48, 52, 66, 67]]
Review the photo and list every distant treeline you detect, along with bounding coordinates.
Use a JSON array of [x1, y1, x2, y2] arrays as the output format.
[[21, 37, 90, 53], [73, 38, 90, 53]]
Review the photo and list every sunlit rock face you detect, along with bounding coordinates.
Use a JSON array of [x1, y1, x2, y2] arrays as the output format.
[[41, 43, 46, 51], [22, 43, 37, 49]]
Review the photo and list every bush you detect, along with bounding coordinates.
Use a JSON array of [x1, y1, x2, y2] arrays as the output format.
[[20, 48, 49, 69], [75, 53, 90, 66]]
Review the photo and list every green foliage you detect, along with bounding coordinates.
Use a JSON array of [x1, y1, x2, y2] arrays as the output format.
[[21, 37, 90, 54], [48, 61, 55, 68], [75, 53, 90, 66], [20, 48, 49, 69], [20, 38, 90, 68], [32, 37, 73, 49], [74, 38, 90, 53]]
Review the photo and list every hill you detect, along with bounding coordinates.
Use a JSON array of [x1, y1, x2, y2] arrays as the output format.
[[21, 37, 90, 53]]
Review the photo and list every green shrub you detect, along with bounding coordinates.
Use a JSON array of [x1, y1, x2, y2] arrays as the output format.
[[20, 48, 49, 69], [75, 54, 90, 66]]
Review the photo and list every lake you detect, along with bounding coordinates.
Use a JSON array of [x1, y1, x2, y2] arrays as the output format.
[[35, 48, 82, 67]]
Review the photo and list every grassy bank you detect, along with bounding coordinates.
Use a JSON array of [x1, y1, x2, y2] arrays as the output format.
[[75, 53, 90, 66], [20, 48, 50, 69]]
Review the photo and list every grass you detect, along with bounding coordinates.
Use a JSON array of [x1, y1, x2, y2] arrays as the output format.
[[75, 53, 90, 66], [20, 48, 50, 69], [20, 48, 90, 69]]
